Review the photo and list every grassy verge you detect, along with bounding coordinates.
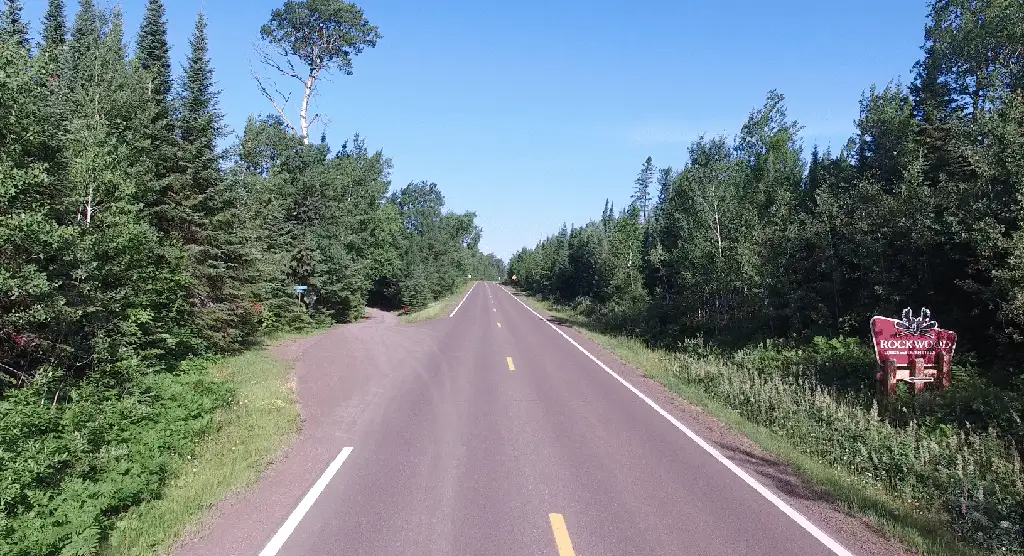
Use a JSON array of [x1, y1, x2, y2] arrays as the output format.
[[517, 293, 1005, 556], [99, 331, 323, 555], [399, 281, 476, 324]]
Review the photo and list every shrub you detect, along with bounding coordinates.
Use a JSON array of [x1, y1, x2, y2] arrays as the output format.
[[0, 362, 230, 556]]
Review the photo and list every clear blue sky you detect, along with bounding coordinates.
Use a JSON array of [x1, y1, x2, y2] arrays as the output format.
[[26, 1, 929, 261]]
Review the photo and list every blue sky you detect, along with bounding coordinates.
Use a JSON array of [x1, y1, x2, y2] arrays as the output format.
[[25, 1, 929, 261]]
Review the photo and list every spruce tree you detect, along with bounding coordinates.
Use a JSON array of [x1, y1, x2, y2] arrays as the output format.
[[137, 0, 171, 98], [632, 156, 654, 222], [39, 0, 66, 76], [42, 0, 66, 51], [181, 13, 260, 348], [1, 0, 28, 49], [655, 166, 673, 210], [135, 0, 180, 235], [180, 12, 219, 242], [67, 0, 100, 86]]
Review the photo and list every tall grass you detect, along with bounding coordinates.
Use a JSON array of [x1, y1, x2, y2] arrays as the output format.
[[526, 296, 1024, 555], [671, 345, 1023, 553]]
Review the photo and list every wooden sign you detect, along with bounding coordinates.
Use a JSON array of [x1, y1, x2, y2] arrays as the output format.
[[871, 308, 956, 393]]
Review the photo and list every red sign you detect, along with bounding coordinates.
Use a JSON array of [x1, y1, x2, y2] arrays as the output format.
[[870, 311, 956, 366]]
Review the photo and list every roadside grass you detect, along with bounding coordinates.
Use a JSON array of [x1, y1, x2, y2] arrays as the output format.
[[517, 293, 1001, 556], [399, 281, 476, 324], [264, 324, 333, 343], [99, 331, 323, 556]]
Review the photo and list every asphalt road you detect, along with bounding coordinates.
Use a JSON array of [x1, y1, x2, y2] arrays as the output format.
[[177, 281, 900, 556]]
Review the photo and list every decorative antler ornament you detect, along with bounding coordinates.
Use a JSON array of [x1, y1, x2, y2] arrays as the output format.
[[894, 307, 938, 338]]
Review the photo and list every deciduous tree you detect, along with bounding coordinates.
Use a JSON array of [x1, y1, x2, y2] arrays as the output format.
[[255, 0, 381, 144]]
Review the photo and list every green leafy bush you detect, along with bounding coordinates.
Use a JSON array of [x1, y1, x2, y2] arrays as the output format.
[[0, 362, 230, 556]]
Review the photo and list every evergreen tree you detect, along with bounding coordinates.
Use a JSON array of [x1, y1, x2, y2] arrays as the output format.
[[655, 166, 673, 209], [67, 0, 100, 89], [180, 11, 221, 242], [135, 0, 180, 235], [42, 0, 66, 50], [136, 0, 172, 100], [39, 0, 66, 76], [1, 0, 29, 49], [632, 156, 655, 222]]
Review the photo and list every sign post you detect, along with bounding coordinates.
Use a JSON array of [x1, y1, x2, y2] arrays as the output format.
[[870, 308, 956, 399]]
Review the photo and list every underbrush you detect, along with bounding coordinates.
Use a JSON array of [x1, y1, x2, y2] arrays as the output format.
[[672, 342, 1023, 553], [529, 295, 1024, 555], [0, 361, 230, 556], [101, 349, 302, 555]]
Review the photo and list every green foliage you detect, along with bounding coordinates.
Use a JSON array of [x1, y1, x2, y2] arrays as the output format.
[[135, 0, 171, 100], [0, 1, 499, 553], [0, 363, 230, 556], [260, 0, 381, 76], [510, 4, 1024, 552], [255, 0, 381, 143], [1, 0, 29, 49], [371, 180, 489, 310], [41, 0, 66, 51]]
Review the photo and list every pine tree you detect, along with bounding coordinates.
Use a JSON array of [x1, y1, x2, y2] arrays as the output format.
[[67, 0, 100, 86], [1, 0, 29, 49], [135, 0, 180, 235], [39, 0, 66, 76], [655, 166, 673, 210], [632, 156, 655, 222], [136, 0, 172, 100], [42, 0, 66, 51], [180, 12, 259, 349], [180, 12, 221, 241]]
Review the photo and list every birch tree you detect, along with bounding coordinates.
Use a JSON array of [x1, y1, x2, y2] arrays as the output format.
[[254, 0, 381, 144]]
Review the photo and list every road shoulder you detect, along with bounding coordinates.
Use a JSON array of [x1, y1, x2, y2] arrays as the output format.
[[169, 307, 439, 556], [504, 288, 920, 556]]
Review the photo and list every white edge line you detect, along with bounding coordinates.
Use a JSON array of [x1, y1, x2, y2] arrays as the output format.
[[449, 281, 478, 318], [259, 447, 354, 556], [498, 286, 855, 556]]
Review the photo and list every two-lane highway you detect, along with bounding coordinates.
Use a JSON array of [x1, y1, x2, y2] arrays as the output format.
[[243, 280, 859, 555], [170, 280, 890, 556]]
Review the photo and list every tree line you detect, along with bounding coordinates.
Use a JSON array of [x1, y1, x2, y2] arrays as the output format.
[[0, 0, 502, 390], [0, 0, 501, 552], [507, 2, 1024, 550], [509, 0, 1024, 387]]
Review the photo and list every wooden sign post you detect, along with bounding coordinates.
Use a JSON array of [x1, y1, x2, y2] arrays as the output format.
[[871, 308, 956, 400]]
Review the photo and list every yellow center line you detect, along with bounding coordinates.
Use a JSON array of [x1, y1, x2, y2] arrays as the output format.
[[506, 357, 515, 372], [497, 322, 502, 328], [549, 513, 575, 556]]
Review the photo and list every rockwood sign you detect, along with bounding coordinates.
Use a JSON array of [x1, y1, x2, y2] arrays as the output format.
[[871, 308, 956, 393]]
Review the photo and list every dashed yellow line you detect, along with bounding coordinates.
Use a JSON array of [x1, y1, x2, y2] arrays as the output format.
[[549, 513, 575, 556], [506, 357, 515, 372]]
